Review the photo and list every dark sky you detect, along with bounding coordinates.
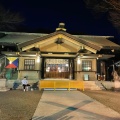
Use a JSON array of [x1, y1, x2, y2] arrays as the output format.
[[0, 0, 119, 43]]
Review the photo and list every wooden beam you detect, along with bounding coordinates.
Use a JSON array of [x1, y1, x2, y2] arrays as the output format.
[[41, 53, 75, 58]]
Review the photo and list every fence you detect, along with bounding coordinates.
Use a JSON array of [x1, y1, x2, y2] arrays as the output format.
[[39, 80, 84, 91]]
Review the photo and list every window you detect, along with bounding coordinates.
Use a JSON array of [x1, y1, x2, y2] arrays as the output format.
[[24, 59, 35, 70], [82, 60, 92, 71]]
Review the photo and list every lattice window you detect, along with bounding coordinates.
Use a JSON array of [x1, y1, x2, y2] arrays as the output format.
[[82, 60, 92, 71], [24, 59, 35, 70]]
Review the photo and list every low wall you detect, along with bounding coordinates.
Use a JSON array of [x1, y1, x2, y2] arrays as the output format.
[[6, 79, 39, 88], [0, 79, 6, 87], [0, 79, 9, 91]]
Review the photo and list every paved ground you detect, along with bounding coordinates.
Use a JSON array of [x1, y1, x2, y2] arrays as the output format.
[[0, 90, 42, 120], [32, 90, 120, 120], [82, 90, 120, 114], [0, 89, 120, 120]]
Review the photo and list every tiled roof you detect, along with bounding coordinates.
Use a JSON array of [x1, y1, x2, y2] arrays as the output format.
[[0, 32, 48, 44], [0, 31, 120, 51], [78, 35, 120, 47]]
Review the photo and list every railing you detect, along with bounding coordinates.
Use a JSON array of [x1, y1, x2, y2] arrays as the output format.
[[39, 80, 84, 91]]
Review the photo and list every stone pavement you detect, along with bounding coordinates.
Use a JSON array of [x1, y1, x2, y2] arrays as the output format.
[[32, 90, 120, 120]]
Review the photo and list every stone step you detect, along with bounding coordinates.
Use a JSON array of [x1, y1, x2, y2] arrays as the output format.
[[84, 81, 105, 90]]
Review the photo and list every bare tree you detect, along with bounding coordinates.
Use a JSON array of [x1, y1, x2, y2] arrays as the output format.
[[0, 5, 24, 31], [83, 0, 120, 32]]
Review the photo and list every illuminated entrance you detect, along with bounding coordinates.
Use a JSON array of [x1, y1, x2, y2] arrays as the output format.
[[44, 58, 70, 79]]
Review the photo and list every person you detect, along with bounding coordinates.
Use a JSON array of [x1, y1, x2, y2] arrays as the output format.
[[21, 76, 30, 91]]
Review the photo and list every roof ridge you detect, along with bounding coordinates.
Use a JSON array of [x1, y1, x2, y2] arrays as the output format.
[[0, 31, 48, 36], [73, 34, 114, 38]]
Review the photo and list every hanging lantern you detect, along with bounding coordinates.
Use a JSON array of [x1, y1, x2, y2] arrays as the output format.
[[37, 56, 40, 63], [77, 56, 81, 64]]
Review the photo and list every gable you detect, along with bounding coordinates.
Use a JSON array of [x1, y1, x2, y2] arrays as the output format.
[[40, 43, 77, 52], [20, 31, 98, 54]]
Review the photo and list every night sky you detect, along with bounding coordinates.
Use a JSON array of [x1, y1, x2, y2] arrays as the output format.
[[0, 0, 119, 43]]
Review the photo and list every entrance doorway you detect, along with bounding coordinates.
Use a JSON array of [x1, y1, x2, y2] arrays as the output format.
[[44, 58, 69, 79]]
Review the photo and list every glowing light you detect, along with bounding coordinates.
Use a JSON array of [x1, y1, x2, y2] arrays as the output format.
[[37, 56, 40, 63], [88, 67, 91, 70], [59, 69, 61, 72], [46, 69, 50, 72], [77, 57, 81, 64], [65, 64, 68, 67], [48, 67, 50, 69], [58, 67, 60, 70], [9, 61, 12, 64]]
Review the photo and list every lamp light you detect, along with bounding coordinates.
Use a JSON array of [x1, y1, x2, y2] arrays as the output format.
[[77, 56, 81, 64], [9, 61, 12, 64], [37, 56, 40, 63]]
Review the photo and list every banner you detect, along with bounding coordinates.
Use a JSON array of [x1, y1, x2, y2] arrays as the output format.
[[5, 57, 18, 68]]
